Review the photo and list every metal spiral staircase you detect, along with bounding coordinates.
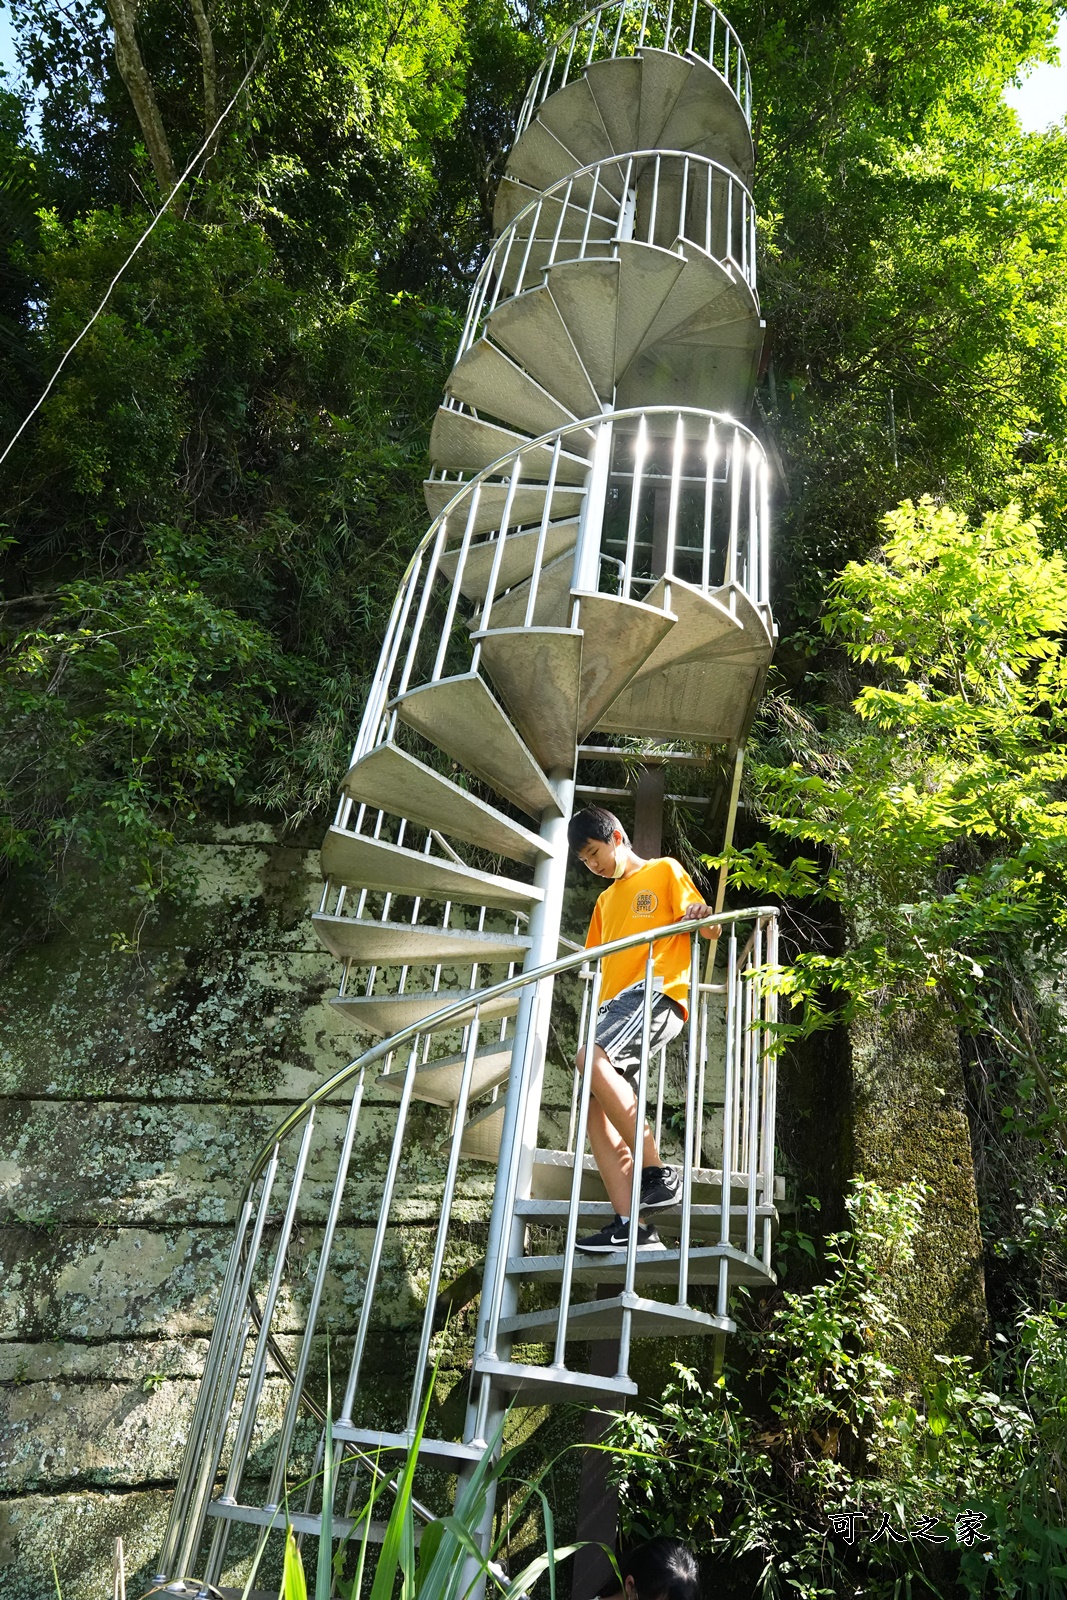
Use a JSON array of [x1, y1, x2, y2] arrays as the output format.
[[155, 1, 782, 1590]]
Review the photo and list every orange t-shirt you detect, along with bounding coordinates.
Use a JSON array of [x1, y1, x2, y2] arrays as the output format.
[[584, 857, 705, 1017]]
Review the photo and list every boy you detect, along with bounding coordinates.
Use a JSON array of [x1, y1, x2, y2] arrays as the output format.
[[567, 806, 718, 1253]]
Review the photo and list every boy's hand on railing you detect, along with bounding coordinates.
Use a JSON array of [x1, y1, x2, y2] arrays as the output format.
[[682, 903, 721, 939]]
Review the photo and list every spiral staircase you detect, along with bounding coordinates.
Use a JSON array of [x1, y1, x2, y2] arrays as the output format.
[[155, 2, 783, 1592]]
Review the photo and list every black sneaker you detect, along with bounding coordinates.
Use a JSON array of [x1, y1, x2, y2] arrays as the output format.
[[640, 1164, 681, 1211], [574, 1215, 666, 1254]]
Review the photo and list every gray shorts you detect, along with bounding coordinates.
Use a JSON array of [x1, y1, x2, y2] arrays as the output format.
[[593, 983, 685, 1081]]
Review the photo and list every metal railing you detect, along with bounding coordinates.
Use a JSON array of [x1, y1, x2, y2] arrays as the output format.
[[516, 0, 752, 137], [354, 405, 770, 777], [154, 906, 779, 1591], [463, 150, 757, 361]]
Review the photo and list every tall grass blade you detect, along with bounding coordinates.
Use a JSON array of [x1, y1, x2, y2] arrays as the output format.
[[282, 1528, 308, 1600], [316, 1371, 335, 1600]]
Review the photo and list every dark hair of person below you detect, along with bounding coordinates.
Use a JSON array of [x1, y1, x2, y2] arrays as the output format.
[[597, 1536, 701, 1600], [567, 805, 630, 854]]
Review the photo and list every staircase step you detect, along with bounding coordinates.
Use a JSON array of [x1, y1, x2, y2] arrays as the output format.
[[447, 340, 578, 439], [331, 1423, 486, 1469], [597, 654, 769, 743], [499, 1293, 733, 1341], [394, 672, 560, 820], [628, 243, 742, 359], [342, 742, 549, 865], [636, 47, 693, 151], [657, 55, 754, 182], [457, 1097, 506, 1161], [507, 119, 626, 203], [333, 987, 520, 1036], [423, 477, 585, 536], [495, 233, 620, 304], [492, 174, 618, 240], [474, 627, 583, 772], [584, 56, 642, 157], [546, 258, 620, 400], [624, 576, 745, 682], [480, 548, 575, 632], [439, 519, 580, 602], [429, 407, 590, 482], [531, 76, 617, 171], [514, 1197, 780, 1239], [572, 591, 677, 735], [486, 286, 601, 419], [614, 241, 686, 373], [507, 1243, 775, 1287], [321, 827, 542, 911], [378, 1038, 514, 1106], [526, 1153, 786, 1205], [472, 1356, 637, 1406], [312, 914, 531, 967], [618, 318, 765, 415]]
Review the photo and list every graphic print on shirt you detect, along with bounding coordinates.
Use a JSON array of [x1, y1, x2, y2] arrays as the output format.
[[633, 890, 659, 916]]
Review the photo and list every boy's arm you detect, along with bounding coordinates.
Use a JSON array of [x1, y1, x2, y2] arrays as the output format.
[[673, 861, 720, 941]]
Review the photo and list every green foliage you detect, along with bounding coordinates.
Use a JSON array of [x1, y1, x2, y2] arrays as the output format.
[[607, 1181, 1067, 1599]]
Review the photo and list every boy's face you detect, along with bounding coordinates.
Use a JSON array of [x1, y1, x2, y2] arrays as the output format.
[[576, 829, 624, 878]]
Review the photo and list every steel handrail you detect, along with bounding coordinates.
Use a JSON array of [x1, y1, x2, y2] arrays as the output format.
[[463, 147, 758, 360], [516, 0, 752, 137], [237, 903, 778, 1208], [351, 402, 767, 765]]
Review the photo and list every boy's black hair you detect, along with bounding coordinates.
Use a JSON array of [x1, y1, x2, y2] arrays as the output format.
[[598, 1537, 701, 1600], [567, 805, 630, 854]]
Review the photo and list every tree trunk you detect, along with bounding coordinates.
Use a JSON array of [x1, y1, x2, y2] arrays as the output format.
[[187, 0, 219, 154], [105, 0, 177, 200]]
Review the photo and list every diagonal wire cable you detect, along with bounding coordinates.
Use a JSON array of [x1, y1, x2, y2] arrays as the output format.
[[0, 0, 291, 474]]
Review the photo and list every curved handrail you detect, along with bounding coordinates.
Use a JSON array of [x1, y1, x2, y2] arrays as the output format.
[[352, 402, 768, 765], [461, 148, 758, 361], [516, 0, 752, 138], [237, 903, 777, 1206]]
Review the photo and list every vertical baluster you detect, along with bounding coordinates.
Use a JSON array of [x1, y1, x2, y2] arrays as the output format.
[[654, 1042, 667, 1149], [761, 917, 779, 1268], [702, 419, 717, 591], [473, 457, 523, 646], [616, 950, 655, 1380], [723, 26, 730, 89], [745, 924, 763, 1257], [750, 202, 758, 293], [679, 156, 690, 243], [554, 962, 604, 1365], [580, 168, 600, 255], [748, 442, 760, 598], [611, 0, 626, 55], [585, 8, 602, 65], [562, 27, 578, 86], [396, 520, 449, 698], [491, 226, 517, 317], [726, 174, 734, 265], [549, 176, 575, 264], [727, 428, 742, 591], [706, 161, 713, 255], [686, 0, 697, 53], [515, 200, 544, 296], [677, 931, 701, 1306], [622, 414, 648, 600], [406, 1009, 485, 1431], [639, 0, 651, 49], [567, 967, 593, 1152], [736, 36, 743, 102], [759, 456, 771, 607], [352, 557, 420, 762], [263, 1071, 368, 1514], [709, 7, 717, 71], [523, 435, 564, 629], [664, 0, 675, 51], [665, 413, 685, 579], [648, 154, 661, 245], [432, 483, 482, 680]]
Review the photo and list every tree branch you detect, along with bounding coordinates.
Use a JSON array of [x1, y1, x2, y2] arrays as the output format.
[[187, 0, 219, 156], [105, 0, 177, 199]]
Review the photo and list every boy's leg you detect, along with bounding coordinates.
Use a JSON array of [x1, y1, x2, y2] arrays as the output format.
[[577, 1042, 663, 1216]]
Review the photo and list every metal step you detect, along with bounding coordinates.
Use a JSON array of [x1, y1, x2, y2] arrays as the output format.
[[321, 827, 543, 911], [422, 477, 585, 535], [526, 1152, 786, 1205], [659, 54, 754, 182], [333, 986, 520, 1036], [623, 576, 746, 682], [530, 75, 617, 171], [499, 1293, 733, 1341], [507, 119, 627, 203], [546, 257, 620, 400], [479, 548, 575, 632], [377, 1037, 514, 1107], [393, 672, 560, 820], [614, 241, 687, 373], [597, 617, 773, 746], [447, 340, 577, 439], [312, 914, 531, 967], [457, 1097, 506, 1161], [429, 407, 591, 482], [628, 242, 744, 359], [207, 1500, 386, 1545], [507, 1243, 775, 1287], [636, 47, 694, 151], [493, 232, 620, 303], [331, 1423, 486, 1469], [472, 1355, 637, 1406], [514, 1197, 779, 1242], [584, 56, 642, 157], [492, 174, 618, 237], [438, 519, 580, 603], [473, 627, 583, 772], [342, 742, 550, 865], [486, 285, 601, 419], [572, 590, 677, 734]]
